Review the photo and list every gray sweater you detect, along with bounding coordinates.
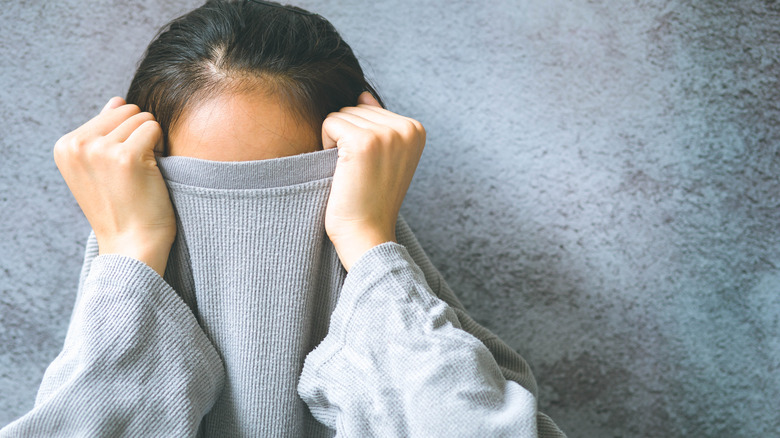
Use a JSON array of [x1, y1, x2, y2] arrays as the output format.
[[1, 148, 565, 437]]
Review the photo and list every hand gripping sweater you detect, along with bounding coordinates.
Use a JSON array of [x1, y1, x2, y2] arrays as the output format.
[[1, 148, 565, 437]]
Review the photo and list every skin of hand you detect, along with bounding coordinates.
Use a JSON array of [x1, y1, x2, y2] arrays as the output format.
[[53, 97, 176, 276], [322, 91, 426, 271]]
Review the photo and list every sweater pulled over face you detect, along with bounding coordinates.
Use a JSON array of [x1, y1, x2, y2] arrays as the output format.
[[160, 147, 346, 436], [0, 147, 565, 438]]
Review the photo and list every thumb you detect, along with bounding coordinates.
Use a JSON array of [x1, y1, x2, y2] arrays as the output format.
[[357, 91, 381, 108]]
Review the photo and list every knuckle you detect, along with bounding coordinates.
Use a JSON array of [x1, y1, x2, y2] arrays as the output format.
[[114, 149, 136, 169], [89, 137, 110, 152], [412, 119, 425, 136], [124, 103, 141, 114], [352, 128, 371, 142], [375, 126, 395, 141], [53, 133, 97, 165], [356, 130, 381, 150], [136, 112, 155, 123], [322, 114, 341, 129], [383, 126, 402, 143], [83, 143, 103, 163], [401, 119, 426, 149], [53, 136, 68, 159], [401, 120, 419, 138], [66, 134, 89, 154], [52, 145, 63, 164], [142, 118, 160, 130]]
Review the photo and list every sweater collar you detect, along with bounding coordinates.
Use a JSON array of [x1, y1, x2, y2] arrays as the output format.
[[156, 148, 338, 190]]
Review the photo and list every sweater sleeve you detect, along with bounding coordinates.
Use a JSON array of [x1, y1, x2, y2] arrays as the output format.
[[393, 216, 566, 438], [0, 233, 225, 437], [298, 242, 562, 437]]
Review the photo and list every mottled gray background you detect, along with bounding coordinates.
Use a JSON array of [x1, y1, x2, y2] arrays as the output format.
[[1, 0, 778, 436]]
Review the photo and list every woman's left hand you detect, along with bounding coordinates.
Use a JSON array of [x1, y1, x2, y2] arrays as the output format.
[[322, 92, 426, 271]]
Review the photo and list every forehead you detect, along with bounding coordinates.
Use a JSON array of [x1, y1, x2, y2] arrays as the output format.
[[167, 91, 320, 161]]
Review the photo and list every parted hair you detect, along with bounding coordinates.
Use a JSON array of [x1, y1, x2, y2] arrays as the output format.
[[126, 0, 383, 153]]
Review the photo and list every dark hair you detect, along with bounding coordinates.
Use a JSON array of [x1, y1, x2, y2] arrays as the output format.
[[126, 0, 383, 154]]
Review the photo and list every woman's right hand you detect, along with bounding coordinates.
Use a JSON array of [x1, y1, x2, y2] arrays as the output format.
[[53, 97, 176, 276]]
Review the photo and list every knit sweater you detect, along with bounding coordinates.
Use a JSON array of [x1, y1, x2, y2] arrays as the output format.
[[1, 147, 565, 437]]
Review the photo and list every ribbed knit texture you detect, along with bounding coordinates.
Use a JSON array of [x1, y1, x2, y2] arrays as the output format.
[[1, 147, 564, 437], [0, 254, 225, 437], [298, 243, 540, 437]]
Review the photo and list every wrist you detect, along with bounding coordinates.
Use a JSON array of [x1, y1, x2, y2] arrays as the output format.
[[330, 229, 396, 272], [97, 231, 174, 277]]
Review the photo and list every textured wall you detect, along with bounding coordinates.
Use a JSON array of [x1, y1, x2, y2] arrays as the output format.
[[1, 0, 778, 436]]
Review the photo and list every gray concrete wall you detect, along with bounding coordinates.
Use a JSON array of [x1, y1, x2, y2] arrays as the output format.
[[2, 1, 778, 436]]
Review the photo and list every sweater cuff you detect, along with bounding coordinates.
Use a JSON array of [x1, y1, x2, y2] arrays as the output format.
[[82, 254, 225, 398], [86, 253, 168, 290], [299, 241, 459, 380]]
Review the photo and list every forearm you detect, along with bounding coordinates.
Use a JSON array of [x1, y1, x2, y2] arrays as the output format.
[[298, 242, 539, 437], [1, 254, 224, 437]]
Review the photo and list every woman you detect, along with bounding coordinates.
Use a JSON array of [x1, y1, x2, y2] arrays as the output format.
[[1, 1, 564, 436]]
